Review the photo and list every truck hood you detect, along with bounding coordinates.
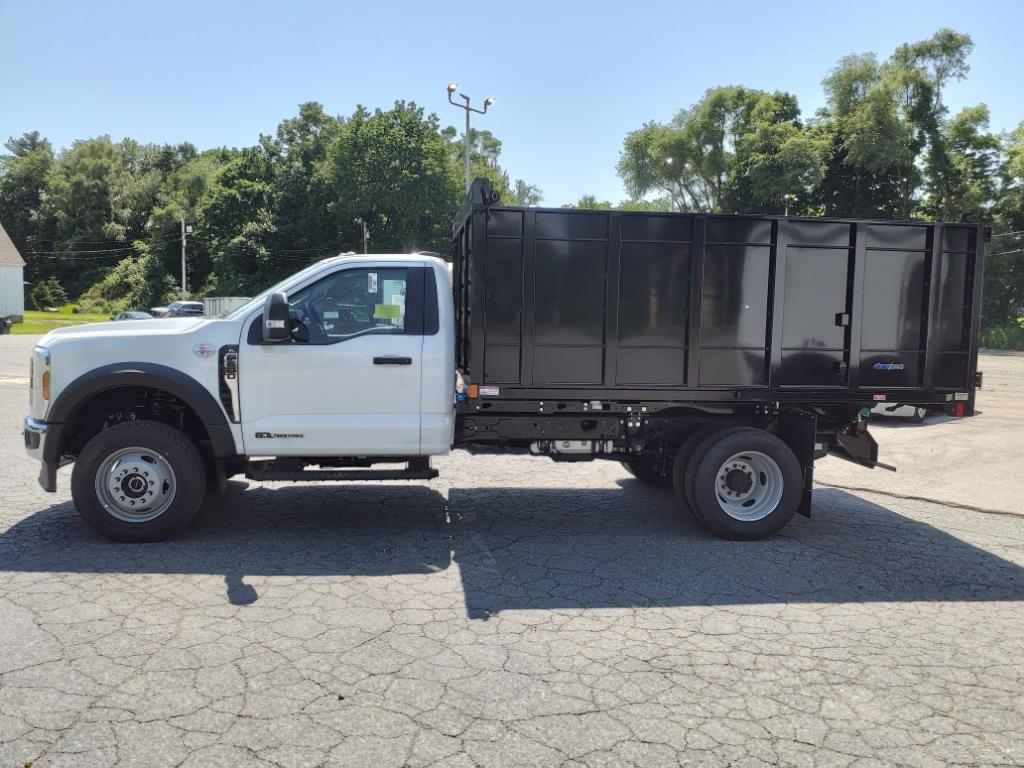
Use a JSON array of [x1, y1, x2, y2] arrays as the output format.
[[40, 317, 208, 344], [33, 315, 246, 423]]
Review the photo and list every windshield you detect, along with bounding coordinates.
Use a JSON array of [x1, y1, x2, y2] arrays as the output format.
[[223, 260, 336, 320]]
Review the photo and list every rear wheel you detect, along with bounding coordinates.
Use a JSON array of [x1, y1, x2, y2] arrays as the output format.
[[71, 420, 207, 542], [672, 424, 740, 524], [683, 427, 802, 540], [910, 406, 927, 423], [620, 457, 673, 488]]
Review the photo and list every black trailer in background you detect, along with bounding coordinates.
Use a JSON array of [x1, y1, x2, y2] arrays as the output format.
[[450, 179, 985, 538]]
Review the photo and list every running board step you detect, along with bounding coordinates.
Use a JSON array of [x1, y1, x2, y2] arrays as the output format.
[[246, 468, 439, 482], [245, 458, 438, 482]]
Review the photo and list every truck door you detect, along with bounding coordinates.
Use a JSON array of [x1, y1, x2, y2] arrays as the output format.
[[775, 222, 854, 387], [238, 264, 425, 456]]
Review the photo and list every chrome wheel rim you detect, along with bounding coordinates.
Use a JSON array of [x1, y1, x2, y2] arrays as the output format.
[[714, 451, 784, 522], [94, 446, 176, 523]]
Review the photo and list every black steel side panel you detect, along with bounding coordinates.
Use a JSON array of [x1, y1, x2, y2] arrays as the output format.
[[452, 180, 984, 406]]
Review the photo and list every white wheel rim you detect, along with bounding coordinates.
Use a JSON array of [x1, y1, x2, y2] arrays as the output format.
[[714, 451, 784, 522], [94, 446, 177, 523]]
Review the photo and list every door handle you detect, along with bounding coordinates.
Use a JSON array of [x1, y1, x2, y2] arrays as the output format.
[[373, 356, 413, 365]]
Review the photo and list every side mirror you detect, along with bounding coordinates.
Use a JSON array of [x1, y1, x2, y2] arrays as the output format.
[[262, 291, 291, 343]]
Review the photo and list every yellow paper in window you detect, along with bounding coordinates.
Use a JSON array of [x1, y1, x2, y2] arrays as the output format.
[[374, 303, 401, 319]]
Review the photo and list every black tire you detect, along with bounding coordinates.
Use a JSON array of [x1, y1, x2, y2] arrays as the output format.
[[71, 420, 207, 542], [684, 427, 802, 540], [620, 457, 674, 489], [672, 424, 746, 526], [910, 407, 927, 423]]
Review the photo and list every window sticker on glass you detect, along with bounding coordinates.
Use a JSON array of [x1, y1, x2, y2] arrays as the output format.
[[367, 272, 378, 293], [323, 311, 339, 320], [374, 304, 402, 319]]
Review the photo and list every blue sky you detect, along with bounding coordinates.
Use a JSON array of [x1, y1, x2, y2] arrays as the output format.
[[1, 0, 1020, 206]]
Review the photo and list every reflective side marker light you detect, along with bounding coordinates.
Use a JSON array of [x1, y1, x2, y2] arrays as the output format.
[[467, 384, 479, 399]]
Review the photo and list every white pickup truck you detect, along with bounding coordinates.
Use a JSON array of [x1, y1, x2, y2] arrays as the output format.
[[26, 254, 455, 541], [23, 187, 985, 542]]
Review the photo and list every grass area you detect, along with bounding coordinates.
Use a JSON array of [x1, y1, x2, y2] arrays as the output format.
[[12, 306, 112, 335]]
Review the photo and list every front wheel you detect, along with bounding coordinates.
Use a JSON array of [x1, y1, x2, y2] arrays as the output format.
[[683, 427, 803, 540], [71, 420, 207, 542]]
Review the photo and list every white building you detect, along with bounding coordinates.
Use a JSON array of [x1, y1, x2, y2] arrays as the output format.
[[0, 222, 26, 331]]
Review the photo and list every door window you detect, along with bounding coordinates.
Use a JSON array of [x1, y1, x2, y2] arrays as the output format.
[[289, 267, 409, 343]]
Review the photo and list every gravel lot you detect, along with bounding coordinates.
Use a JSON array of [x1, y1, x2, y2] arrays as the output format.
[[1, 335, 1022, 768]]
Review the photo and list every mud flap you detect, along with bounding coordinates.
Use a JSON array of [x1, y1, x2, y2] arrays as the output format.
[[779, 410, 816, 518]]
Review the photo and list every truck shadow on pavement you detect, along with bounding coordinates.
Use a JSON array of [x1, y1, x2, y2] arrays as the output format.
[[2, 482, 1022, 614]]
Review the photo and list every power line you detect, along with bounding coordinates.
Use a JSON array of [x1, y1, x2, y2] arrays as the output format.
[[28, 235, 165, 246], [989, 247, 1024, 258], [24, 235, 183, 256], [190, 237, 351, 255], [991, 230, 1024, 238]]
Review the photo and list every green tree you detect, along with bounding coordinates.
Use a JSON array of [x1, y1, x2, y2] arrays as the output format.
[[79, 241, 177, 312], [572, 195, 612, 210], [27, 275, 68, 310], [813, 30, 978, 220], [327, 101, 460, 254], [986, 123, 1024, 341], [198, 147, 277, 295], [442, 126, 543, 206], [0, 132, 55, 267], [148, 148, 234, 297], [941, 105, 1000, 219], [505, 179, 543, 207], [270, 102, 344, 255], [618, 86, 822, 213], [814, 54, 911, 217]]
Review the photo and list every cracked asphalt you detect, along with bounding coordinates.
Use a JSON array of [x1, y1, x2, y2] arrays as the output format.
[[1, 335, 1022, 768]]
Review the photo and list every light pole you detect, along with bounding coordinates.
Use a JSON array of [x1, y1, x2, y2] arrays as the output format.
[[180, 217, 193, 299], [782, 193, 798, 217], [447, 83, 494, 193], [354, 218, 369, 254], [664, 157, 678, 212]]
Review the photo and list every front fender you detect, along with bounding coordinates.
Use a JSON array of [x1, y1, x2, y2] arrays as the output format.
[[45, 362, 239, 465]]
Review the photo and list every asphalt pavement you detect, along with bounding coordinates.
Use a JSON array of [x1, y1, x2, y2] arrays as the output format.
[[1, 335, 1021, 768]]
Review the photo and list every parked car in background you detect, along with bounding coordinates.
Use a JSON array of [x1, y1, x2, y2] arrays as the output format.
[[151, 301, 204, 318], [871, 403, 929, 422], [110, 311, 153, 321]]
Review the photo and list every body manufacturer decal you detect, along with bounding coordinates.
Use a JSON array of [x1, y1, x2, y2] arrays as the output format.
[[254, 432, 304, 439]]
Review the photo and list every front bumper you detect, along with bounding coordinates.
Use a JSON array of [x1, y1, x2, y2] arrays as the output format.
[[23, 416, 47, 460], [24, 417, 57, 492]]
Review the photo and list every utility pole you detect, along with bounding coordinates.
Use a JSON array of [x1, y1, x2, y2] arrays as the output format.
[[355, 218, 369, 254], [180, 217, 193, 299], [447, 83, 495, 193]]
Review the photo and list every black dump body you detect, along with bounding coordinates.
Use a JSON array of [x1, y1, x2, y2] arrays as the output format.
[[452, 180, 984, 416]]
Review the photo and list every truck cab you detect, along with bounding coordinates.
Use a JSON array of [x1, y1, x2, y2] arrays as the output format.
[[25, 254, 455, 541]]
